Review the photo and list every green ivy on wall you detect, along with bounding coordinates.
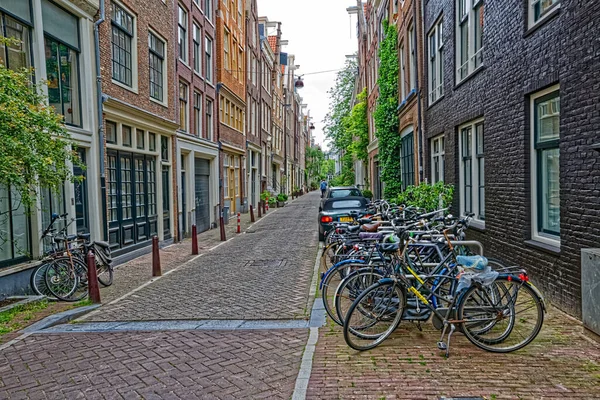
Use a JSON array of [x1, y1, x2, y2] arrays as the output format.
[[374, 20, 401, 199]]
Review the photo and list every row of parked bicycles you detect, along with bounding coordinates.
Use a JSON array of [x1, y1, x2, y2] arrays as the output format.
[[30, 213, 114, 302], [319, 200, 545, 357]]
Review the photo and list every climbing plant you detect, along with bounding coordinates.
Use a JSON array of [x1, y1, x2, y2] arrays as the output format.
[[374, 21, 401, 199], [347, 88, 369, 166]]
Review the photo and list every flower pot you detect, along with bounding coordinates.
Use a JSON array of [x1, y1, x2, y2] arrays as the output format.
[[277, 201, 285, 207]]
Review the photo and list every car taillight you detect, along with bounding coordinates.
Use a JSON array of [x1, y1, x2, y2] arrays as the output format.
[[321, 216, 333, 223]]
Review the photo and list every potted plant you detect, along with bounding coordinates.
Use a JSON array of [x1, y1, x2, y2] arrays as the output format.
[[276, 193, 288, 207], [268, 197, 277, 209]]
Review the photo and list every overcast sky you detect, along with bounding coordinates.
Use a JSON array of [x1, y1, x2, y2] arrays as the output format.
[[257, 0, 358, 149]]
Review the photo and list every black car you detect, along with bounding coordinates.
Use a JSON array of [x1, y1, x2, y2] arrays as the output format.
[[318, 196, 370, 241], [319, 186, 364, 211]]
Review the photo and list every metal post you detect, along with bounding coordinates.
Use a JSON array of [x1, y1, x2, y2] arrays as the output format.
[[237, 212, 241, 234], [220, 210, 226, 241], [191, 224, 198, 255], [250, 205, 255, 222], [87, 251, 101, 303], [258, 201, 262, 217], [152, 236, 161, 277]]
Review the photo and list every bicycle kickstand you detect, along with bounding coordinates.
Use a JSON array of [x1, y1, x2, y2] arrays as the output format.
[[445, 323, 456, 358], [437, 322, 456, 358]]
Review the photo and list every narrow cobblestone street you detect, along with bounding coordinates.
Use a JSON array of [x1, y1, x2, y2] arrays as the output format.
[[1, 192, 599, 399]]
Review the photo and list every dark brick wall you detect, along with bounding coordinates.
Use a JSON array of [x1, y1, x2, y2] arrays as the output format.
[[423, 0, 600, 316]]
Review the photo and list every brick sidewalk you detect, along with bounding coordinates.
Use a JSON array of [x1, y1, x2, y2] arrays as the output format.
[[307, 307, 600, 399]]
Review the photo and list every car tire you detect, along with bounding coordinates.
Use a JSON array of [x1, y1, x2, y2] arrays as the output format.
[[318, 231, 325, 242]]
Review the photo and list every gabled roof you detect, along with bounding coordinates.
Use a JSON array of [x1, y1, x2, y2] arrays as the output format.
[[268, 36, 277, 53]]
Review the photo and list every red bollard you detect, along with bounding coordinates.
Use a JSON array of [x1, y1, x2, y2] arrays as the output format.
[[191, 224, 198, 255], [220, 215, 226, 241], [237, 212, 241, 234], [87, 250, 101, 303], [152, 236, 161, 277], [250, 205, 255, 222], [266, 201, 269, 212]]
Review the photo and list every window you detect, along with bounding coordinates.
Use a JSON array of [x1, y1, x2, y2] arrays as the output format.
[[223, 156, 229, 197], [136, 129, 144, 149], [161, 136, 169, 161], [179, 82, 188, 131], [206, 98, 213, 140], [232, 38, 237, 77], [178, 5, 187, 63], [456, 0, 484, 83], [531, 88, 560, 242], [224, 29, 230, 70], [238, 47, 243, 82], [400, 129, 415, 190], [430, 135, 445, 183], [459, 119, 485, 223], [106, 121, 117, 144], [408, 23, 415, 92], [205, 36, 213, 82], [399, 42, 406, 99], [122, 125, 132, 147], [194, 92, 202, 137], [529, 0, 560, 27], [148, 32, 165, 102], [149, 132, 156, 151], [111, 3, 134, 86], [428, 18, 444, 104], [251, 56, 257, 86], [193, 23, 201, 74], [205, 0, 213, 22], [0, 185, 31, 266], [41, 1, 81, 126], [0, 13, 32, 71]]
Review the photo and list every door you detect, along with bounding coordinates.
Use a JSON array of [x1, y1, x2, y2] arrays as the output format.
[[73, 148, 89, 234], [134, 155, 148, 242], [162, 166, 171, 239], [120, 153, 135, 246], [194, 158, 210, 232], [181, 170, 186, 235], [228, 166, 235, 213]]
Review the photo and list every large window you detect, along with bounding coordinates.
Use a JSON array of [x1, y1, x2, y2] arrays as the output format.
[[111, 3, 134, 86], [179, 81, 188, 132], [206, 98, 213, 140], [0, 186, 31, 267], [459, 119, 485, 223], [400, 129, 415, 190], [0, 12, 31, 70], [148, 32, 165, 102], [531, 87, 560, 242], [431, 135, 445, 183], [428, 18, 444, 104], [42, 0, 81, 126], [408, 23, 415, 92], [194, 92, 202, 137], [193, 23, 201, 74], [529, 0, 560, 27], [205, 0, 213, 22], [224, 28, 230, 70], [456, 0, 484, 83], [178, 5, 187, 63], [205, 36, 213, 82]]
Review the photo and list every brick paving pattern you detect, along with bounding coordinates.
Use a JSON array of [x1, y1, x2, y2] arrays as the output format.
[[307, 308, 600, 399], [0, 329, 308, 399], [86, 193, 319, 321]]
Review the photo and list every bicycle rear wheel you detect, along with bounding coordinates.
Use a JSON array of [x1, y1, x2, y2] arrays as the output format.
[[30, 262, 56, 298], [335, 268, 384, 325], [45, 258, 88, 302], [343, 281, 405, 351], [321, 262, 362, 325], [458, 277, 544, 353]]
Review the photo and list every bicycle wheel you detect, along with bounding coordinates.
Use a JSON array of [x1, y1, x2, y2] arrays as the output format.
[[458, 277, 544, 353], [320, 242, 339, 272], [45, 258, 88, 302], [30, 262, 56, 298], [321, 262, 362, 325], [97, 263, 114, 287], [335, 268, 384, 325], [343, 281, 406, 351]]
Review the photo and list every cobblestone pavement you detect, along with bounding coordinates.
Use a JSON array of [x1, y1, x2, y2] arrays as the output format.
[[0, 329, 308, 399], [307, 308, 600, 399], [86, 193, 319, 321]]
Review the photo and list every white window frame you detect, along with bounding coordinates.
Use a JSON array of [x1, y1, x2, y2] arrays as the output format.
[[458, 118, 485, 228], [530, 84, 560, 247], [178, 5, 188, 64], [430, 135, 445, 184], [148, 29, 168, 107], [193, 23, 202, 76], [204, 36, 213, 83], [206, 98, 214, 141], [408, 23, 415, 92], [528, 0, 560, 29], [428, 17, 444, 105], [455, 0, 484, 84], [111, 0, 138, 92]]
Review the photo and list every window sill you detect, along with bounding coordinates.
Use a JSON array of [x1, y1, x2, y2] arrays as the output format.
[[454, 65, 485, 91], [112, 79, 138, 94], [150, 97, 168, 108], [397, 88, 417, 113], [194, 71, 204, 80], [179, 60, 192, 71], [524, 7, 561, 38], [427, 95, 445, 109], [469, 219, 485, 232], [525, 239, 561, 255]]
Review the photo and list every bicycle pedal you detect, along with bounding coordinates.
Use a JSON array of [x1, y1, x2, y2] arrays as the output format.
[[437, 341, 447, 350]]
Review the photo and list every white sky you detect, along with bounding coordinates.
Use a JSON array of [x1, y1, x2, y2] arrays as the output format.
[[257, 0, 358, 148]]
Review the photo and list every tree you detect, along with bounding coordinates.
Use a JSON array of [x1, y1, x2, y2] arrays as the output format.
[[305, 145, 325, 184], [374, 21, 401, 199], [0, 43, 81, 234]]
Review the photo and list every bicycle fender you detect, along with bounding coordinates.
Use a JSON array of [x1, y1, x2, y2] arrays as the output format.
[[319, 259, 366, 289]]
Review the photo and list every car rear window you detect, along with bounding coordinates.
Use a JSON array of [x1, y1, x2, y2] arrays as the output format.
[[330, 189, 362, 198], [325, 200, 364, 210]]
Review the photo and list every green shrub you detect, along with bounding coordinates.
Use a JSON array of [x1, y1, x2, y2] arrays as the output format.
[[394, 182, 454, 212], [268, 197, 277, 206], [260, 191, 271, 202], [277, 193, 288, 202], [362, 189, 373, 199]]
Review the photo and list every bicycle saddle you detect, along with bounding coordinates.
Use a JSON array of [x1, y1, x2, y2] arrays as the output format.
[[346, 225, 361, 233], [362, 222, 381, 232], [379, 243, 399, 253]]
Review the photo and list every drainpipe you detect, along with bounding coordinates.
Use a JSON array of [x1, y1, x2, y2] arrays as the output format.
[[415, 0, 425, 184], [94, 0, 107, 241]]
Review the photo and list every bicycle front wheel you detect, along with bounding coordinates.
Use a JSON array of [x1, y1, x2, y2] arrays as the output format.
[[458, 277, 544, 353], [321, 262, 362, 325], [30, 262, 55, 298], [343, 280, 405, 351], [335, 268, 385, 325], [45, 258, 88, 302]]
